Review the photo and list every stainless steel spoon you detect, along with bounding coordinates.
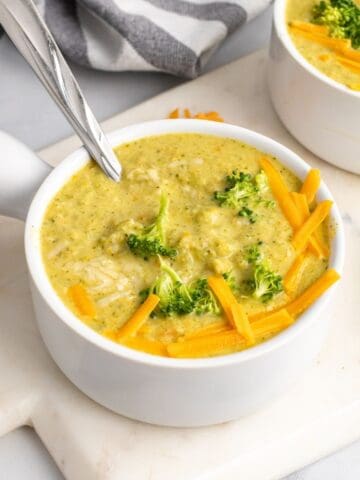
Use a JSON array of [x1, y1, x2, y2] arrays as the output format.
[[0, 0, 121, 182]]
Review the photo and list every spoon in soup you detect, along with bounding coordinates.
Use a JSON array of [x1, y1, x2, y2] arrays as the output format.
[[0, 0, 121, 182]]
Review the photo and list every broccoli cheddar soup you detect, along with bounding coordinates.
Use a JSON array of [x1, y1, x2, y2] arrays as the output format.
[[287, 0, 360, 91], [41, 133, 339, 358]]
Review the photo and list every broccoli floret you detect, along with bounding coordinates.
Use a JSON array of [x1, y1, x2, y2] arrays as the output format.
[[222, 271, 238, 292], [145, 259, 194, 316], [245, 242, 263, 264], [244, 243, 283, 303], [247, 264, 283, 303], [239, 206, 256, 224], [141, 262, 222, 317], [312, 0, 360, 49], [156, 261, 193, 316], [213, 169, 273, 223], [213, 171, 258, 209], [126, 192, 177, 260], [139, 287, 151, 303], [190, 279, 220, 315]]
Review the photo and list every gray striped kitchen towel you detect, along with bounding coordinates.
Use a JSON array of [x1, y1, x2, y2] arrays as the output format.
[[34, 0, 271, 78]]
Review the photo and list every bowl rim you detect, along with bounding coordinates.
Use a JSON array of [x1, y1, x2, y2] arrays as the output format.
[[25, 119, 345, 370], [273, 0, 360, 98]]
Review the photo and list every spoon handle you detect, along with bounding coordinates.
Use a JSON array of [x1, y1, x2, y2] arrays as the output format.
[[0, 0, 121, 182]]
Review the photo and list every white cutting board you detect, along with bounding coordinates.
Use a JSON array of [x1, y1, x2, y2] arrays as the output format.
[[1, 49, 359, 480]]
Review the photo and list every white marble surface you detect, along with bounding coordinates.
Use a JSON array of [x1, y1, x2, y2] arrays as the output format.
[[0, 5, 360, 479]]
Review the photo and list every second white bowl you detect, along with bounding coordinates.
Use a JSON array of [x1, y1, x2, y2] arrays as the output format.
[[268, 0, 360, 174]]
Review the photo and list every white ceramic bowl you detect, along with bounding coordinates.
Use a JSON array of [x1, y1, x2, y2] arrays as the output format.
[[269, 0, 360, 174], [0, 121, 345, 427]]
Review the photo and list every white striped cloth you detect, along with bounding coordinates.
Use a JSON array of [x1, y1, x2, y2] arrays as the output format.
[[34, 0, 272, 78]]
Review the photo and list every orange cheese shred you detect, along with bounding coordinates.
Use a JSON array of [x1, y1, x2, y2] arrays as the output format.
[[289, 21, 329, 36], [68, 284, 96, 317], [260, 158, 328, 258], [207, 275, 237, 326], [289, 24, 351, 51], [338, 46, 360, 63], [290, 192, 310, 223], [167, 309, 293, 358], [289, 22, 360, 63], [251, 309, 294, 337], [167, 330, 245, 358], [294, 192, 330, 258], [260, 157, 303, 228], [207, 276, 255, 343], [286, 269, 340, 317], [337, 55, 360, 74], [230, 303, 255, 346], [300, 169, 321, 205], [185, 321, 230, 339], [168, 108, 180, 119], [116, 294, 160, 340], [283, 252, 308, 295], [121, 337, 168, 357], [193, 111, 224, 122], [292, 200, 333, 254], [291, 192, 330, 258], [168, 108, 224, 122], [184, 108, 192, 118]]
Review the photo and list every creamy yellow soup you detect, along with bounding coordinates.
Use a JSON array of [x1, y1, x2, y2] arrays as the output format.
[[287, 0, 360, 91], [41, 133, 329, 356]]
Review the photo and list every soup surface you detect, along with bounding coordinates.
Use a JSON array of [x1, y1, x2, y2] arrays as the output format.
[[41, 133, 330, 356], [287, 0, 360, 91]]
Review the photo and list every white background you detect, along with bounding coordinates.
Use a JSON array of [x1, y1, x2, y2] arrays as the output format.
[[0, 5, 359, 479]]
